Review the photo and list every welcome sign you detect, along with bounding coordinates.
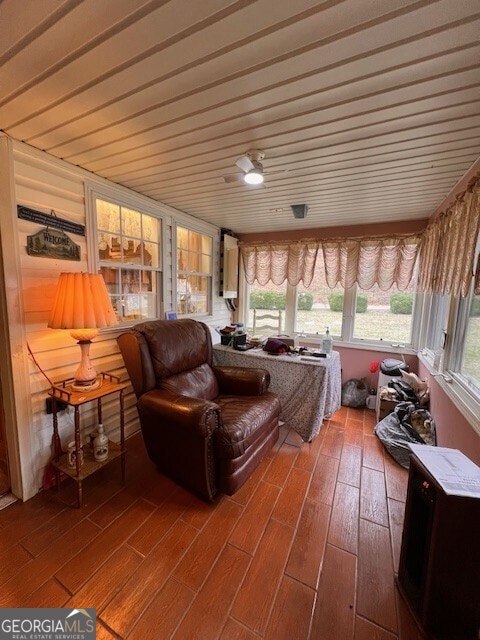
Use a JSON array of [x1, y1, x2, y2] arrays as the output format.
[[27, 227, 81, 261]]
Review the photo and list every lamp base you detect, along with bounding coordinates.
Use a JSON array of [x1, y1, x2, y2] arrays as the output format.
[[72, 338, 99, 392], [71, 378, 100, 392]]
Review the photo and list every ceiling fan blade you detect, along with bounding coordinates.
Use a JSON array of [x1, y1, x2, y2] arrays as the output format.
[[235, 155, 255, 173], [223, 173, 244, 183]]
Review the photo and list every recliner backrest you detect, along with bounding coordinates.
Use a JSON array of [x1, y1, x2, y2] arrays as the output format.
[[121, 319, 219, 400]]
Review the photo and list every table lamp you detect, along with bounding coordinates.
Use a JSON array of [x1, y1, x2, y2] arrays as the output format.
[[48, 272, 118, 391]]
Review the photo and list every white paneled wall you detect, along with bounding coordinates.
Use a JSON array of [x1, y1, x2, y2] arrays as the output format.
[[4, 138, 232, 500]]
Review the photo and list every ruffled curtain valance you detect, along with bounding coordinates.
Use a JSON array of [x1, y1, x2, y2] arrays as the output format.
[[418, 177, 480, 297], [241, 241, 320, 287], [322, 236, 420, 291], [241, 235, 421, 291]]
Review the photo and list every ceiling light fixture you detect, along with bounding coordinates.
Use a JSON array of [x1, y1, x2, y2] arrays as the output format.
[[244, 166, 264, 184]]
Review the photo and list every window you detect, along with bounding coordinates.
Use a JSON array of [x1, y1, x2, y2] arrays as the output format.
[[176, 225, 213, 316], [422, 292, 449, 358], [246, 281, 287, 335], [89, 191, 163, 324], [242, 239, 419, 347], [245, 269, 418, 348], [460, 292, 480, 389], [448, 283, 480, 398], [294, 262, 343, 337], [352, 283, 416, 344]]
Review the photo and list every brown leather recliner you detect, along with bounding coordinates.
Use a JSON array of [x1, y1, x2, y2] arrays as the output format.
[[117, 319, 280, 501]]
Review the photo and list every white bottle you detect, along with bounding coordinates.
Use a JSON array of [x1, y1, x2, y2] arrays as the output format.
[[93, 423, 109, 462], [322, 327, 333, 355]]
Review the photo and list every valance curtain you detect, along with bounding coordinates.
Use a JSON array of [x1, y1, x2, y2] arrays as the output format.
[[322, 236, 420, 291], [241, 235, 421, 291], [418, 177, 480, 297], [241, 241, 320, 287]]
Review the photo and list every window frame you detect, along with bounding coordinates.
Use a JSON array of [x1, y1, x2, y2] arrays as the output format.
[[173, 220, 214, 318], [85, 182, 166, 327], [445, 276, 480, 402], [243, 280, 420, 351]]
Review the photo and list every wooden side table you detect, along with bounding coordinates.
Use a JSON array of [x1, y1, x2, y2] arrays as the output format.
[[48, 372, 128, 508]]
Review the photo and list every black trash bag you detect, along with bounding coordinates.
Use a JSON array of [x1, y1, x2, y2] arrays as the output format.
[[388, 379, 419, 403], [375, 401, 436, 468], [341, 378, 369, 407]]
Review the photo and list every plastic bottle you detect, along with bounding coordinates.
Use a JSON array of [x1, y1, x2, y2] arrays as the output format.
[[93, 423, 109, 462], [322, 327, 333, 355]]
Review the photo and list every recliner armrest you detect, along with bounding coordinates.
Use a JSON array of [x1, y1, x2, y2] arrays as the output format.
[[213, 366, 270, 396], [138, 389, 220, 438]]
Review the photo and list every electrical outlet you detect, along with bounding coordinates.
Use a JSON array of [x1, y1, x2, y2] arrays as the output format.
[[45, 397, 68, 414]]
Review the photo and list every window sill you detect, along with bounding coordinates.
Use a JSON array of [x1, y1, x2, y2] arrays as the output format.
[[297, 335, 416, 355], [418, 353, 480, 437]]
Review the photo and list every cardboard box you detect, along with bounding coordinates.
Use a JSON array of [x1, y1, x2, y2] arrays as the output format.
[[269, 335, 295, 348], [377, 398, 399, 421]]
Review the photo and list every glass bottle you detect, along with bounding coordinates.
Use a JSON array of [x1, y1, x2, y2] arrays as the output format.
[[322, 327, 333, 354], [93, 423, 109, 462]]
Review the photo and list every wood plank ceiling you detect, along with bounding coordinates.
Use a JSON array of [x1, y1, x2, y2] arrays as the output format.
[[1, 0, 479, 234]]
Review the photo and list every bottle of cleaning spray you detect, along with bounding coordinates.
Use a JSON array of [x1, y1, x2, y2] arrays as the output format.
[[322, 327, 333, 355]]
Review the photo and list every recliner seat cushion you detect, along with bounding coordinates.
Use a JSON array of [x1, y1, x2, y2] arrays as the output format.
[[214, 392, 280, 459]]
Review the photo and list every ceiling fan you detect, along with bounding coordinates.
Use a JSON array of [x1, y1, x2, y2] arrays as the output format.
[[223, 149, 277, 185]]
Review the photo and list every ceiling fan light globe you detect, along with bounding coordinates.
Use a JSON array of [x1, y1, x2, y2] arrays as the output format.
[[244, 169, 264, 185]]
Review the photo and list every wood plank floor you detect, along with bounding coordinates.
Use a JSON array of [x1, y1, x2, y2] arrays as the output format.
[[0, 406, 423, 639]]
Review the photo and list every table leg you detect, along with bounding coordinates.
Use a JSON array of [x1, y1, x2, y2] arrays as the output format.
[[74, 406, 82, 508], [120, 389, 125, 483]]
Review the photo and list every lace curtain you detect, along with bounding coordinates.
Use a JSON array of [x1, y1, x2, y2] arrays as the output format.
[[241, 235, 421, 290], [418, 177, 480, 297]]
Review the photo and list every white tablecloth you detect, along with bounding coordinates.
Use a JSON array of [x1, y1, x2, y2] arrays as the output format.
[[212, 344, 342, 441]]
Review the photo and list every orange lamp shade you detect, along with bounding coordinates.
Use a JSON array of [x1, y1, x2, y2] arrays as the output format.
[[48, 272, 118, 332], [48, 272, 118, 389]]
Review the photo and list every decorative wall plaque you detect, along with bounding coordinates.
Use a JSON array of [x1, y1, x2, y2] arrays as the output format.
[[27, 227, 81, 261], [18, 205, 85, 236]]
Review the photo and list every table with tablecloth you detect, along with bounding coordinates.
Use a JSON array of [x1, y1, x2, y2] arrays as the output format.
[[212, 344, 342, 441]]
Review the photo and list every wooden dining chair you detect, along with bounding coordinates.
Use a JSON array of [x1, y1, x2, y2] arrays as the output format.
[[252, 309, 283, 335]]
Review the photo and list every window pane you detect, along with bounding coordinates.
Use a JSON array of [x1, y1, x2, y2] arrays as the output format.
[[425, 293, 449, 353], [460, 293, 480, 388], [353, 284, 414, 343], [188, 251, 200, 272], [189, 230, 201, 252], [96, 199, 120, 233], [177, 227, 188, 249], [121, 207, 141, 238], [202, 235, 212, 254], [247, 282, 286, 335], [144, 241, 158, 268], [190, 276, 209, 314], [294, 263, 343, 336], [176, 275, 209, 314], [100, 267, 121, 319], [201, 254, 211, 273]]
